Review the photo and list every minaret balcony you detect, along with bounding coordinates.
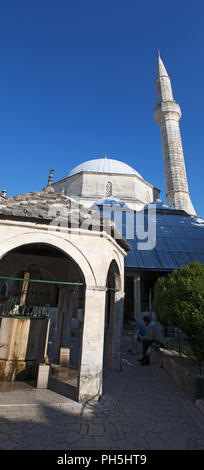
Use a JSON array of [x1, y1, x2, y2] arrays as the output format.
[[154, 101, 181, 124]]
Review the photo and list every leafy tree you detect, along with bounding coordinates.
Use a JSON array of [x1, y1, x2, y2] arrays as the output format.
[[153, 261, 204, 374]]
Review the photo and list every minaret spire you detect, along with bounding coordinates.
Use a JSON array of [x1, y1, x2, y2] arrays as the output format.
[[154, 53, 196, 216], [156, 53, 174, 103]]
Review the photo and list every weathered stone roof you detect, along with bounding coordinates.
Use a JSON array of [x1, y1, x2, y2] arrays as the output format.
[[0, 186, 71, 220], [0, 186, 130, 252]]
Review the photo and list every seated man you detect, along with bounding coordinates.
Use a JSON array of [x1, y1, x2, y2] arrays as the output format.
[[139, 314, 164, 365], [128, 319, 147, 354]]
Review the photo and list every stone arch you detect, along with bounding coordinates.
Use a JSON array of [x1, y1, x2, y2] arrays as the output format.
[[105, 258, 124, 372], [77, 256, 124, 402], [0, 232, 98, 368], [0, 233, 95, 385], [0, 231, 96, 287], [106, 258, 122, 292], [112, 248, 123, 271], [98, 248, 124, 292]]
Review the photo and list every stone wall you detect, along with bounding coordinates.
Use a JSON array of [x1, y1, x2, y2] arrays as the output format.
[[152, 347, 204, 402], [53, 172, 159, 210], [53, 173, 83, 197]]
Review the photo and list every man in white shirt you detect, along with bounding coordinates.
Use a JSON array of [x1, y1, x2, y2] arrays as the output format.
[[138, 314, 164, 365]]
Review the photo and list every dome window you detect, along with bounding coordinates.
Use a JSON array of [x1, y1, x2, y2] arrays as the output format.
[[106, 181, 112, 197]]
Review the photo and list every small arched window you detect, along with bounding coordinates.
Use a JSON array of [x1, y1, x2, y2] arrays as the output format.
[[146, 192, 150, 203], [106, 181, 112, 197]]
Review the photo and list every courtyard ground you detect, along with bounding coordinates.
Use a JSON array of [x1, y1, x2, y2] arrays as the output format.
[[0, 340, 204, 451]]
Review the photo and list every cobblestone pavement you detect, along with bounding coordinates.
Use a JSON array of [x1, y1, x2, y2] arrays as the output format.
[[0, 350, 204, 450]]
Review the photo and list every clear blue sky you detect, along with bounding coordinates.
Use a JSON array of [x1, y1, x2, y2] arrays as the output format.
[[0, 0, 204, 217]]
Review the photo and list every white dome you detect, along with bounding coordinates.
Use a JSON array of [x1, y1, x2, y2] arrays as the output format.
[[67, 158, 143, 179]]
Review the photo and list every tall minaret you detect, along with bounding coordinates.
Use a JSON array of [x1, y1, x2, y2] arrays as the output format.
[[154, 51, 196, 216]]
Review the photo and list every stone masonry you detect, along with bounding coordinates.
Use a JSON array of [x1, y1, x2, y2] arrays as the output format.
[[0, 182, 129, 402]]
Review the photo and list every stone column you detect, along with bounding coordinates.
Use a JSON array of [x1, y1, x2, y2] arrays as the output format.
[[107, 289, 124, 371], [53, 287, 73, 361], [77, 287, 106, 402], [61, 288, 74, 346], [133, 274, 141, 321], [72, 285, 79, 318], [105, 287, 109, 329]]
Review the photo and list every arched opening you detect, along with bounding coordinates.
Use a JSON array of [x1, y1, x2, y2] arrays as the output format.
[[0, 242, 86, 397], [105, 259, 122, 331], [103, 259, 123, 383]]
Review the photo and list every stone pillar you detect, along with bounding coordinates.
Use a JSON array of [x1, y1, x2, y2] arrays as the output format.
[[105, 287, 109, 329], [72, 285, 79, 318], [37, 364, 50, 389], [53, 288, 64, 360], [61, 288, 73, 346], [133, 274, 141, 321], [77, 287, 106, 402], [107, 289, 124, 371], [60, 347, 71, 367], [54, 287, 73, 361]]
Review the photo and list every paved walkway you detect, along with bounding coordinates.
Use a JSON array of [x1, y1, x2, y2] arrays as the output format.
[[0, 347, 204, 450]]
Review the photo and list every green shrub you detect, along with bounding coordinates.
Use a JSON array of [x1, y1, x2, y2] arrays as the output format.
[[153, 261, 204, 374]]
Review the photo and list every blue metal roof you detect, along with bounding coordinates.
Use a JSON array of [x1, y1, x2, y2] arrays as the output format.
[[125, 205, 204, 270], [98, 201, 204, 270]]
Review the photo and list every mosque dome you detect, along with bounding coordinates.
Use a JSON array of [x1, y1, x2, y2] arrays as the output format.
[[67, 158, 143, 179]]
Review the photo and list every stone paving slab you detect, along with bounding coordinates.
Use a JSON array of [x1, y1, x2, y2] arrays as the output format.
[[0, 351, 204, 450], [0, 368, 129, 418]]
